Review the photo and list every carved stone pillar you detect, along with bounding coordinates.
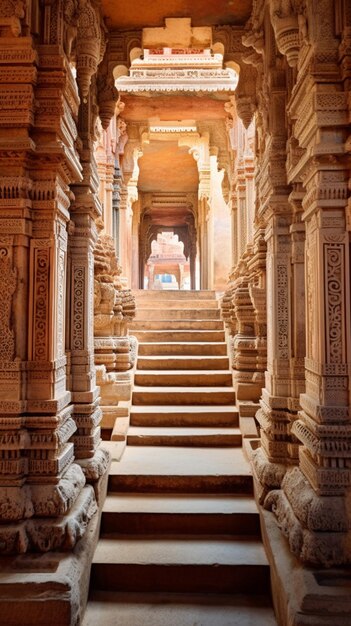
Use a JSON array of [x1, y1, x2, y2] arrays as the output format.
[[0, 13, 36, 552], [94, 235, 136, 434], [119, 130, 142, 287], [104, 161, 114, 236], [198, 194, 211, 290], [70, 90, 110, 487], [269, 165, 351, 566], [232, 255, 261, 402], [237, 159, 247, 260], [241, 5, 304, 503], [112, 159, 122, 255], [248, 228, 267, 398], [0, 2, 102, 552], [231, 194, 239, 268], [189, 225, 197, 290], [118, 184, 129, 285], [264, 0, 351, 566], [288, 185, 306, 458], [183, 135, 211, 290], [131, 200, 140, 289], [254, 210, 295, 496]]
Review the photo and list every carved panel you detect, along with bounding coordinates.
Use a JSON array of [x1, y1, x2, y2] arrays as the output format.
[[72, 265, 85, 351], [0, 244, 16, 360], [32, 244, 51, 361], [57, 248, 66, 358], [324, 242, 345, 363], [277, 263, 289, 360]]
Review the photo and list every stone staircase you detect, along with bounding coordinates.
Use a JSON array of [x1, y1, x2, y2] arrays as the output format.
[[84, 290, 276, 626]]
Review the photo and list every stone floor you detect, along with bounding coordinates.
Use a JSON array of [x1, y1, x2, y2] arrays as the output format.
[[84, 592, 277, 625]]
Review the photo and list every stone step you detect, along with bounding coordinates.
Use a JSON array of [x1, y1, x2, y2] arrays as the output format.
[[132, 330, 225, 343], [127, 426, 242, 447], [101, 493, 260, 536], [91, 536, 270, 594], [84, 592, 277, 626], [133, 290, 217, 300], [130, 320, 224, 331], [130, 405, 239, 427], [134, 308, 221, 320], [137, 355, 230, 370], [134, 370, 233, 387], [132, 386, 236, 405], [108, 447, 253, 494], [138, 342, 227, 356], [135, 299, 219, 309]]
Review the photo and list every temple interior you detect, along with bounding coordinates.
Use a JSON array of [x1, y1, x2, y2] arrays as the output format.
[[0, 1, 350, 625]]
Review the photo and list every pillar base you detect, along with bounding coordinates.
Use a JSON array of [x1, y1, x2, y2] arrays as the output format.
[[250, 444, 287, 504], [266, 467, 351, 567], [78, 446, 111, 504], [232, 368, 264, 402], [0, 484, 96, 554], [260, 506, 351, 626], [0, 485, 33, 523], [30, 463, 86, 517], [0, 479, 105, 625]]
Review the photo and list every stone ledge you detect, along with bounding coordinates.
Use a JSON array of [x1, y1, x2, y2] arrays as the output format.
[[100, 402, 130, 430], [260, 507, 351, 626]]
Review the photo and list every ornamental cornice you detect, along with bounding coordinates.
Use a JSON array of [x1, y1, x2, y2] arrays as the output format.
[[117, 67, 238, 95]]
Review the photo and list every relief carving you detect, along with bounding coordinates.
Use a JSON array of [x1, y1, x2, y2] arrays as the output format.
[[0, 246, 17, 361], [269, 0, 307, 67], [325, 243, 345, 363], [0, 0, 25, 37], [76, 0, 105, 100]]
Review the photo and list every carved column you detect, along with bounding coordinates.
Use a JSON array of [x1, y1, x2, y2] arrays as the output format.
[[0, 5, 36, 552], [131, 199, 140, 290], [0, 0, 104, 552], [264, 0, 351, 566], [288, 185, 306, 456], [242, 8, 301, 503], [94, 235, 136, 431], [198, 193, 211, 289], [189, 224, 197, 290], [232, 253, 261, 402], [248, 228, 267, 399], [65, 0, 116, 489], [181, 134, 211, 290], [119, 126, 142, 287], [231, 194, 239, 268], [236, 151, 247, 261], [70, 87, 110, 486], [222, 90, 262, 406], [256, 210, 293, 479]]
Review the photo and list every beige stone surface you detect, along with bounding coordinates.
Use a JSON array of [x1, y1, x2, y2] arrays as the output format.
[[109, 446, 252, 477], [93, 535, 269, 566], [127, 425, 242, 447], [84, 592, 277, 626]]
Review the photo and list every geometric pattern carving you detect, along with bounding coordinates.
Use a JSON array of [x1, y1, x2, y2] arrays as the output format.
[[73, 266, 85, 351]]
